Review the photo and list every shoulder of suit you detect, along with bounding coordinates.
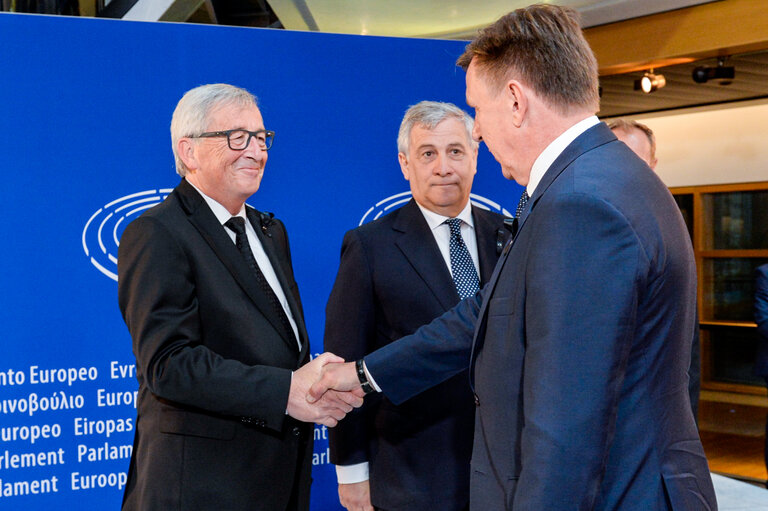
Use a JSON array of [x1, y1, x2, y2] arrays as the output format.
[[132, 190, 181, 224], [351, 204, 402, 236]]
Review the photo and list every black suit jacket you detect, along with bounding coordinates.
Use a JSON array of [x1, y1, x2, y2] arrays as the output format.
[[118, 179, 313, 511], [325, 199, 507, 510]]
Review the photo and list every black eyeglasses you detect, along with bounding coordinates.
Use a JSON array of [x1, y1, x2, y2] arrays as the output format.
[[192, 129, 275, 151]]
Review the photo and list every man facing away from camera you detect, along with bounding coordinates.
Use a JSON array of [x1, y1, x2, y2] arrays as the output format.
[[310, 5, 717, 510]]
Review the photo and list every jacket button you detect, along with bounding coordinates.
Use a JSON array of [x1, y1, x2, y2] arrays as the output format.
[[474, 394, 480, 406], [291, 426, 301, 437]]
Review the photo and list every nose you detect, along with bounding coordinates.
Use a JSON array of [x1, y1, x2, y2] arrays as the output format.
[[434, 154, 451, 176], [242, 137, 266, 158]]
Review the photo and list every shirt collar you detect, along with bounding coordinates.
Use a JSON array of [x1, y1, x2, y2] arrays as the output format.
[[527, 115, 599, 197], [416, 199, 474, 232], [186, 180, 246, 225]]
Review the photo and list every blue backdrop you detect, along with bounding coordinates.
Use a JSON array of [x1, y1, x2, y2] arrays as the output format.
[[0, 12, 521, 510]]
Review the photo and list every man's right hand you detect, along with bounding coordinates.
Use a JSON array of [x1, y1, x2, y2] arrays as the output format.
[[307, 360, 362, 403], [338, 480, 373, 511], [287, 353, 363, 427]]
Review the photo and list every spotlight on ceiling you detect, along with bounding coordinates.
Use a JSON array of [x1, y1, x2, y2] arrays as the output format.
[[692, 57, 735, 85], [634, 71, 666, 94]]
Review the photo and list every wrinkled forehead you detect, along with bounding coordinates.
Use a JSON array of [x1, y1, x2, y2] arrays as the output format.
[[411, 117, 472, 147], [206, 101, 263, 129]]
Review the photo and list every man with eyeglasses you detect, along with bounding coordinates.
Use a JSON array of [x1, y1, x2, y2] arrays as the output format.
[[117, 83, 362, 511]]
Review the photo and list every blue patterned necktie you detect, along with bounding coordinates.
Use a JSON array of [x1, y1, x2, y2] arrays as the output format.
[[446, 218, 480, 299], [509, 190, 530, 238], [515, 190, 530, 219]]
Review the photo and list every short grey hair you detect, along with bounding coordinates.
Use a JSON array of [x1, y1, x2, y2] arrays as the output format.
[[170, 84, 258, 176], [608, 118, 656, 163], [397, 101, 477, 155]]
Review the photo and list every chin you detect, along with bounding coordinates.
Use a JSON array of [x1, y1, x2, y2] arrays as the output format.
[[501, 167, 519, 183]]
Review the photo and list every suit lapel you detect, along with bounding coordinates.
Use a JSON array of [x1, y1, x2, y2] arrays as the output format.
[[175, 180, 298, 354], [469, 123, 617, 389], [472, 206, 505, 285], [393, 200, 459, 311], [246, 207, 308, 358]]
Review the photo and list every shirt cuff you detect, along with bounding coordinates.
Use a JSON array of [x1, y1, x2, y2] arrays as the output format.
[[362, 361, 381, 392], [336, 462, 370, 484], [286, 371, 293, 414]]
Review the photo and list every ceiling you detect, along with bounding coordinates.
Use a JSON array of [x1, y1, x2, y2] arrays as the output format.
[[599, 50, 768, 118], [7, 0, 768, 118], [264, 0, 717, 38]]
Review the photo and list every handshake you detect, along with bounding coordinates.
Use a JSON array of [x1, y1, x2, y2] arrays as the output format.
[[286, 353, 368, 427]]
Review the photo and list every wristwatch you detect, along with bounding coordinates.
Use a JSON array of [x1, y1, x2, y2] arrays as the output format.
[[355, 359, 375, 395]]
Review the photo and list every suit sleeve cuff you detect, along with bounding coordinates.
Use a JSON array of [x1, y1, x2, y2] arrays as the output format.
[[362, 361, 381, 392], [335, 462, 370, 484]]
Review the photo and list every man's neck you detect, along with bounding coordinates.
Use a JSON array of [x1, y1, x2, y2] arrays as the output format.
[[185, 176, 245, 216]]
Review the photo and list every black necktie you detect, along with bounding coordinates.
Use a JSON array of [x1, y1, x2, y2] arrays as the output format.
[[224, 217, 295, 345], [446, 218, 480, 299]]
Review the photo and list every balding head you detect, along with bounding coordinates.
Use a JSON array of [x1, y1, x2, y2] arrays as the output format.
[[608, 119, 657, 170]]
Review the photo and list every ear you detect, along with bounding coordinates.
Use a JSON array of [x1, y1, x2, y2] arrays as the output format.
[[506, 80, 528, 128], [470, 145, 479, 176], [177, 138, 199, 173], [398, 152, 411, 181]]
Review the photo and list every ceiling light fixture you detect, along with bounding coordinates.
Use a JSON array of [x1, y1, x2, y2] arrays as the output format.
[[692, 57, 735, 85], [634, 70, 666, 94]]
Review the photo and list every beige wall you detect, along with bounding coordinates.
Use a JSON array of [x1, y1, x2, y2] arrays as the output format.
[[607, 98, 768, 187]]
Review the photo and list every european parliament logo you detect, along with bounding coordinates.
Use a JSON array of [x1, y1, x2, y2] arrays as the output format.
[[82, 189, 172, 281], [359, 192, 513, 225]]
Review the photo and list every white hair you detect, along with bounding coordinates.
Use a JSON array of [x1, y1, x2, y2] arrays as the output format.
[[170, 84, 258, 176], [397, 100, 477, 155]]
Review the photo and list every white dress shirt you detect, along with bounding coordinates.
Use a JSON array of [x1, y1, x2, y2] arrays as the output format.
[[188, 182, 301, 350], [416, 200, 480, 278], [526, 115, 599, 197]]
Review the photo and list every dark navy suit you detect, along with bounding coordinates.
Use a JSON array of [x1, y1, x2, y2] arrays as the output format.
[[325, 199, 507, 510], [365, 123, 717, 510]]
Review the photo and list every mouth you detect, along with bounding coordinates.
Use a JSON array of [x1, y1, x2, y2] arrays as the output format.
[[236, 166, 263, 175]]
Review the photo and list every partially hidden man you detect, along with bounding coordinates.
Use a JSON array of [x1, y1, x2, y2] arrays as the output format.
[[325, 101, 508, 511], [118, 84, 360, 511], [310, 6, 717, 510]]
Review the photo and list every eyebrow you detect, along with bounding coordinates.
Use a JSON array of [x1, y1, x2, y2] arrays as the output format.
[[416, 141, 468, 150]]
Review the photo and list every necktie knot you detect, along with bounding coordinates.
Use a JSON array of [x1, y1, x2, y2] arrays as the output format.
[[446, 217, 463, 237], [225, 216, 246, 236], [515, 190, 530, 219]]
